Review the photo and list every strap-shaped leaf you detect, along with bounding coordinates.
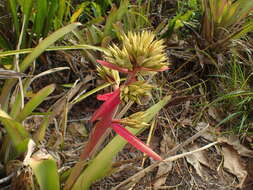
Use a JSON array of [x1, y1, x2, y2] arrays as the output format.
[[15, 84, 55, 122], [34, 0, 48, 38], [0, 109, 30, 154], [8, 0, 20, 38], [30, 153, 60, 190], [20, 22, 82, 72], [0, 22, 81, 110]]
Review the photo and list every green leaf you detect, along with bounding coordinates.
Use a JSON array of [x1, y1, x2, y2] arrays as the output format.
[[43, 0, 59, 36], [8, 0, 20, 38], [227, 0, 253, 26], [0, 23, 81, 109], [231, 20, 253, 39], [57, 0, 67, 28], [70, 2, 90, 23], [103, 0, 129, 37], [216, 111, 243, 127], [0, 44, 106, 58], [15, 84, 55, 122], [34, 115, 50, 143], [34, 0, 48, 38], [0, 110, 30, 154], [20, 22, 82, 72], [21, 0, 33, 48], [218, 0, 253, 28], [30, 153, 60, 190], [70, 96, 171, 190], [0, 35, 11, 49]]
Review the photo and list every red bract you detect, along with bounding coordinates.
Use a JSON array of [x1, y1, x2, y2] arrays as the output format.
[[97, 60, 130, 73], [80, 114, 112, 160], [97, 91, 116, 101], [97, 60, 169, 74], [80, 89, 121, 160], [91, 88, 121, 122], [111, 123, 162, 161]]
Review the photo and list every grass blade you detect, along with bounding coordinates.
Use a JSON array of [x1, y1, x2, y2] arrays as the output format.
[[103, 0, 129, 37], [0, 44, 106, 58], [56, 0, 67, 28], [70, 2, 90, 23], [20, 0, 33, 48], [34, 115, 50, 143]]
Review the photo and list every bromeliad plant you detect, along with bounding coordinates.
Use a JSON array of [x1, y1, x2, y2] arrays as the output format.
[[201, 0, 253, 52], [80, 31, 169, 161], [64, 30, 170, 190]]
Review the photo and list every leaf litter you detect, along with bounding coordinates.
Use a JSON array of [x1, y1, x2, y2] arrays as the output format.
[[153, 133, 174, 189]]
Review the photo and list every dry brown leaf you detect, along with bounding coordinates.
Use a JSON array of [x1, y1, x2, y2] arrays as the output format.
[[219, 136, 253, 158], [187, 144, 211, 167], [184, 144, 212, 179], [208, 107, 222, 122], [179, 118, 192, 127], [153, 162, 172, 189], [179, 101, 191, 119], [208, 107, 217, 120], [68, 122, 88, 137], [195, 122, 216, 141], [153, 133, 174, 189], [222, 145, 248, 188], [196, 47, 205, 68]]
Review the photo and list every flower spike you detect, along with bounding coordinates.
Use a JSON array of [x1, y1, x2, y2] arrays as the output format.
[[81, 31, 168, 161]]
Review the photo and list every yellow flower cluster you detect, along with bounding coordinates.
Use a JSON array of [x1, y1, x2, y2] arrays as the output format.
[[120, 111, 149, 129], [120, 81, 153, 104], [104, 31, 168, 72]]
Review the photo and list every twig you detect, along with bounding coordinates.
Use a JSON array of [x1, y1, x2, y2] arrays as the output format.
[[162, 141, 218, 163], [164, 124, 209, 157], [0, 172, 15, 184], [116, 100, 134, 119], [15, 16, 26, 110]]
